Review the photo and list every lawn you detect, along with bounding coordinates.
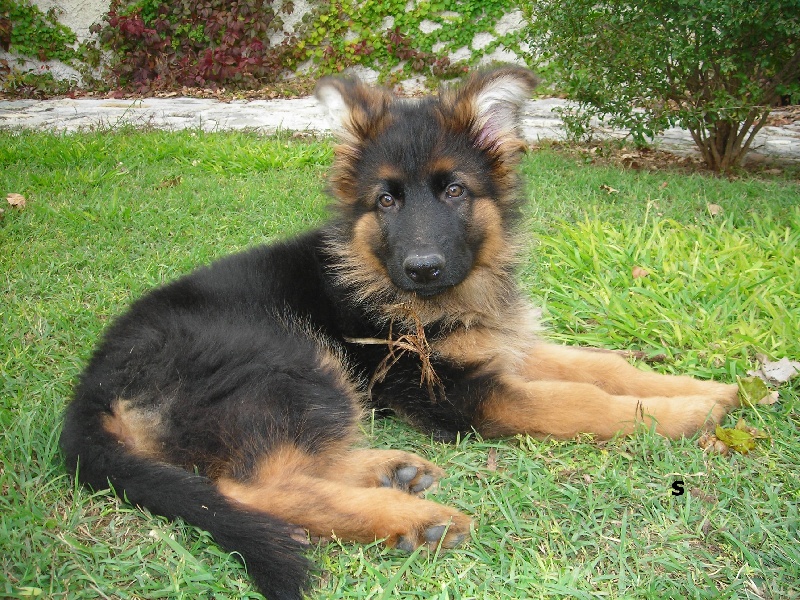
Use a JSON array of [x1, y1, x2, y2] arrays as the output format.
[[1, 128, 798, 599]]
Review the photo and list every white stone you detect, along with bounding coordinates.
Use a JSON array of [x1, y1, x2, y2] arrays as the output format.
[[471, 32, 495, 51], [34, 0, 107, 42], [478, 47, 525, 67], [1, 51, 83, 82], [449, 46, 472, 63], [419, 19, 442, 34], [495, 10, 526, 36], [345, 65, 379, 84]]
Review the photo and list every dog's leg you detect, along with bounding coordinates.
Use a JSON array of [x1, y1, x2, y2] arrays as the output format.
[[477, 372, 738, 440], [216, 446, 471, 550], [321, 448, 448, 494], [523, 343, 739, 403]]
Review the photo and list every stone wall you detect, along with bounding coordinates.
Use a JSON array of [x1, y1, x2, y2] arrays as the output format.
[[4, 0, 528, 87]]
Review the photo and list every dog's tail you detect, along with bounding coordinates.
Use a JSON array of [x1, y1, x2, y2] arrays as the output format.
[[60, 403, 310, 600]]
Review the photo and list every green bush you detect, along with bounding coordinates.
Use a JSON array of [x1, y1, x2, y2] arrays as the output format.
[[525, 0, 800, 172]]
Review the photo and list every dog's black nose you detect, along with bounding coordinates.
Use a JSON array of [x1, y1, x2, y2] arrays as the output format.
[[403, 254, 445, 284]]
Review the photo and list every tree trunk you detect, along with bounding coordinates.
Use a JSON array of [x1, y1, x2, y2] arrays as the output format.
[[691, 109, 769, 172]]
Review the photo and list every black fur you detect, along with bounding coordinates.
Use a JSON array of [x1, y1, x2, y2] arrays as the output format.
[[61, 67, 536, 599]]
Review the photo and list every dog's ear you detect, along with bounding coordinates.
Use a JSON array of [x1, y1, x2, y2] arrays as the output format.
[[445, 66, 538, 152], [315, 76, 394, 144]]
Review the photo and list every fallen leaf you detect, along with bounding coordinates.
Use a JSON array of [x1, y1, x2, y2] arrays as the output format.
[[763, 391, 779, 405], [713, 419, 768, 455], [737, 376, 772, 407], [659, 181, 669, 190], [748, 355, 800, 385], [689, 487, 717, 504], [698, 431, 730, 456], [600, 184, 619, 194], [486, 447, 498, 472], [632, 266, 650, 279], [715, 425, 755, 454], [156, 176, 183, 189], [707, 203, 723, 216], [7, 192, 26, 208], [582, 473, 592, 485]]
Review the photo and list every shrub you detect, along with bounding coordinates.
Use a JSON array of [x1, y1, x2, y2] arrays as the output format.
[[525, 0, 800, 172], [98, 0, 291, 92]]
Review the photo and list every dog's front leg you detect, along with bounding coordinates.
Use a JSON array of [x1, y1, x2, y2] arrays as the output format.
[[475, 343, 739, 440], [522, 343, 739, 400]]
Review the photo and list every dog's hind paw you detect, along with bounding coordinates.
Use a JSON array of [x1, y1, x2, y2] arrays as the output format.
[[391, 508, 472, 552]]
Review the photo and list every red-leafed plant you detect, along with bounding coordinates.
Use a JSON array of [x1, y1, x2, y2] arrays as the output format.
[[98, 0, 291, 92]]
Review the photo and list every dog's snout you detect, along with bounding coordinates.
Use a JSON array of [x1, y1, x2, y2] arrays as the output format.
[[403, 254, 445, 284]]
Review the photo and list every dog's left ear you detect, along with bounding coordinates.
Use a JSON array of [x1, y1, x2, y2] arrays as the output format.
[[446, 66, 538, 151]]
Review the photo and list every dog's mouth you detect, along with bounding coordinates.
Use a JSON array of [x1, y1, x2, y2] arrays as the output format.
[[405, 282, 457, 298], [412, 287, 449, 298]]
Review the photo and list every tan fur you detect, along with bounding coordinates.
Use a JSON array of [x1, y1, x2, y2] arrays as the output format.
[[319, 68, 739, 442], [102, 399, 163, 458], [217, 444, 471, 548], [325, 199, 522, 332], [477, 342, 740, 440]]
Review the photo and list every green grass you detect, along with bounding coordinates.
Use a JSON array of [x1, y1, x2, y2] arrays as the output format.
[[1, 128, 798, 599]]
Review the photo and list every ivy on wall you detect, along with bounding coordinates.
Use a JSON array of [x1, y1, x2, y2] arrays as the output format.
[[2, 0, 529, 93], [1, 0, 108, 95], [291, 0, 525, 84], [1, 0, 78, 61]]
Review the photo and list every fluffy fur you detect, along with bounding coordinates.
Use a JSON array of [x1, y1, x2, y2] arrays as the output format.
[[61, 67, 739, 599]]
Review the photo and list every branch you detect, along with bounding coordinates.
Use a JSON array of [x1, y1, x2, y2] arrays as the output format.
[[738, 111, 770, 159]]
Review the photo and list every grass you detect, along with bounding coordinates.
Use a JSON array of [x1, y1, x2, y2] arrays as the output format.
[[1, 128, 799, 599]]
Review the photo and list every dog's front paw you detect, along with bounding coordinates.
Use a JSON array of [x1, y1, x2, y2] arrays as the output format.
[[709, 382, 740, 408], [376, 454, 446, 495]]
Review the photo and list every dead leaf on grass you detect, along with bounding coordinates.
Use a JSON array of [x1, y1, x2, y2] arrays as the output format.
[[689, 487, 718, 504], [737, 376, 779, 407], [7, 193, 26, 208], [600, 184, 619, 194], [156, 176, 183, 189], [701, 419, 768, 455], [748, 354, 800, 386], [632, 266, 650, 279], [698, 431, 732, 456], [486, 448, 498, 472], [707, 203, 723, 216]]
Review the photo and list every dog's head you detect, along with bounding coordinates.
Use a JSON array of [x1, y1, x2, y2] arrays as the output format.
[[317, 67, 537, 325]]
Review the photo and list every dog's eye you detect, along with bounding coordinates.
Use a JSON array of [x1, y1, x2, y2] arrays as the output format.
[[445, 184, 465, 199], [377, 193, 396, 209]]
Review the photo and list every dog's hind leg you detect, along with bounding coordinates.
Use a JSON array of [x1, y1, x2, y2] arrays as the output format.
[[216, 445, 471, 550]]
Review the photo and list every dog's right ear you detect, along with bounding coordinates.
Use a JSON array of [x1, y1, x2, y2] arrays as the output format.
[[315, 77, 394, 144]]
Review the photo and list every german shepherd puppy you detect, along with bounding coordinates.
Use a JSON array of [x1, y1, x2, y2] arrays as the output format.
[[61, 67, 739, 599]]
